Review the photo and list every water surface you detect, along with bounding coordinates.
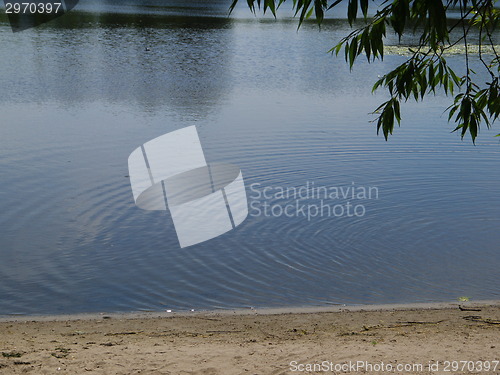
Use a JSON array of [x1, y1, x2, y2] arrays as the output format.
[[0, 3, 499, 315]]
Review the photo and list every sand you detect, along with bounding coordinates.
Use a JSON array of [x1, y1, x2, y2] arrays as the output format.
[[0, 301, 499, 374]]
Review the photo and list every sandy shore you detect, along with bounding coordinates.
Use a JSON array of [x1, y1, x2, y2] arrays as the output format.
[[1, 301, 499, 374]]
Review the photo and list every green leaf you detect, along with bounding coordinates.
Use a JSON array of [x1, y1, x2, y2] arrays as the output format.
[[393, 99, 401, 125], [347, 0, 358, 26], [314, 0, 324, 25], [349, 37, 358, 68], [327, 0, 342, 11], [362, 28, 371, 61], [360, 0, 369, 18]]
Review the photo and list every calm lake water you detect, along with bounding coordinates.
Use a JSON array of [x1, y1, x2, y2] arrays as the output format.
[[0, 2, 499, 315]]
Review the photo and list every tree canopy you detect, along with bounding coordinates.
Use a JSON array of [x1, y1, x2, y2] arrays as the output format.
[[230, 0, 500, 143]]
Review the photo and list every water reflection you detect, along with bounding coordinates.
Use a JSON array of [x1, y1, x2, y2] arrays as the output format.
[[0, 11, 234, 118]]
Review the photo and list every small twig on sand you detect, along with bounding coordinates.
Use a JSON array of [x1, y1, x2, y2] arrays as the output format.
[[105, 332, 142, 336], [459, 305, 482, 312], [463, 316, 500, 325]]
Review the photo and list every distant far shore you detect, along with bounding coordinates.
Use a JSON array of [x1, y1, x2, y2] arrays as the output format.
[[1, 300, 499, 374]]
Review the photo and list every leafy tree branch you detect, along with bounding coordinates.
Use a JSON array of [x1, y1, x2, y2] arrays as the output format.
[[230, 0, 500, 142]]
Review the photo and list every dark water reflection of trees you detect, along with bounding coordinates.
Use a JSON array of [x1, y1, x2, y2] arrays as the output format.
[[0, 11, 234, 118]]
